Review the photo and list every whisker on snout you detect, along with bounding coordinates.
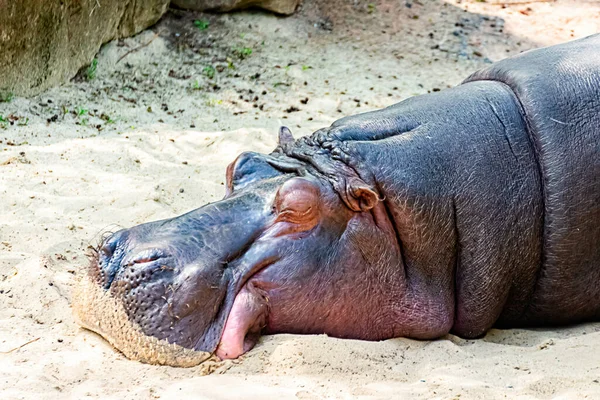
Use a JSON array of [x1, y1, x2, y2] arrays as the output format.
[[86, 224, 125, 258]]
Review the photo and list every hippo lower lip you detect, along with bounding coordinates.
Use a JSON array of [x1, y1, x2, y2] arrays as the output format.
[[215, 254, 280, 359], [216, 279, 269, 359]]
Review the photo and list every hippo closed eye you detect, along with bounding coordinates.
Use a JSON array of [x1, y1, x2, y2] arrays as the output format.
[[73, 34, 600, 367]]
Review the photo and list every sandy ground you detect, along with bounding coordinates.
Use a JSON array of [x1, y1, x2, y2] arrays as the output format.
[[1, 0, 600, 398]]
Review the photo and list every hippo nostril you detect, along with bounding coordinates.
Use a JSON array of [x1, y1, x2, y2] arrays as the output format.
[[100, 243, 114, 259], [97, 229, 129, 289], [100, 229, 128, 260]]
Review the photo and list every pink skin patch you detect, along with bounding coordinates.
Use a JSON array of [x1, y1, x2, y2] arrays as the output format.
[[216, 282, 269, 359]]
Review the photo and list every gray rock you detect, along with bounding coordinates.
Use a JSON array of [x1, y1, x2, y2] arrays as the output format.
[[0, 0, 169, 97], [172, 0, 300, 15]]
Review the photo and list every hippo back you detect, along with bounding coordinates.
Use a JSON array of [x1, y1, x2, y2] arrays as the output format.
[[464, 34, 600, 322]]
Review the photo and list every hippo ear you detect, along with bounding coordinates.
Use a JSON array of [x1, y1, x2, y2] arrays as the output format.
[[226, 152, 283, 196], [278, 126, 295, 148], [345, 177, 379, 212]]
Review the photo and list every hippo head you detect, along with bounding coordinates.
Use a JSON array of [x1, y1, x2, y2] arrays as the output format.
[[73, 128, 404, 367]]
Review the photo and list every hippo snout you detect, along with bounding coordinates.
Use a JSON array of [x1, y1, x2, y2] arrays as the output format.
[[73, 190, 277, 366], [74, 222, 222, 366]]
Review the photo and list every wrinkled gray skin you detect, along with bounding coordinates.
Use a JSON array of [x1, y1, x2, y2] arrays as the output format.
[[88, 34, 600, 360]]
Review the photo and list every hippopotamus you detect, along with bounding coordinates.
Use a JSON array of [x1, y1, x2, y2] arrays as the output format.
[[73, 34, 600, 367]]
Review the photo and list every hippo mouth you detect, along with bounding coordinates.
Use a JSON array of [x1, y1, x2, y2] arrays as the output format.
[[72, 244, 280, 366]]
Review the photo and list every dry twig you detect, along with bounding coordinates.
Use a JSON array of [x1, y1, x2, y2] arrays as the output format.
[[1, 337, 40, 354], [117, 33, 160, 64]]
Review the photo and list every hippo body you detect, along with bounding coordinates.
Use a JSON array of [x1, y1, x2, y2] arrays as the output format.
[[73, 34, 600, 366]]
